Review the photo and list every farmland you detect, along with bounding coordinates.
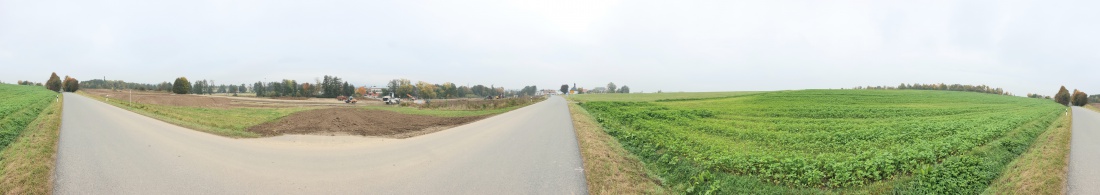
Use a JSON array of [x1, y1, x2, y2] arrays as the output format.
[[0, 84, 58, 149], [77, 90, 544, 138], [578, 90, 1065, 194]]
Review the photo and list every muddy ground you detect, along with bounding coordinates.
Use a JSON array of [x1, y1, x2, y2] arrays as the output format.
[[247, 108, 488, 138], [82, 89, 354, 108]]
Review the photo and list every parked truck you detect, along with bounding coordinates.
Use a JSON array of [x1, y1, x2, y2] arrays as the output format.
[[382, 93, 401, 105]]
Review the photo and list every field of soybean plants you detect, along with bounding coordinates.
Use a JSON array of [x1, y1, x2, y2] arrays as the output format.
[[579, 90, 1065, 194], [0, 84, 58, 149]]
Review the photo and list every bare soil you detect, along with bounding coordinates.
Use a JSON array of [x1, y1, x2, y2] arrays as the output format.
[[82, 89, 354, 108], [247, 108, 488, 138]]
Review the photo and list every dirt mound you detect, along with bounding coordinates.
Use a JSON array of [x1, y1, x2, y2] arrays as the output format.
[[248, 108, 488, 138]]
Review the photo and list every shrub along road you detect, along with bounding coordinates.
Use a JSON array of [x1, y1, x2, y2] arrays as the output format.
[[53, 93, 587, 194], [1069, 106, 1100, 194]]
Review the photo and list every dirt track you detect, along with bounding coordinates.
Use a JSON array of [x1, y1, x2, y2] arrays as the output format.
[[248, 108, 486, 138]]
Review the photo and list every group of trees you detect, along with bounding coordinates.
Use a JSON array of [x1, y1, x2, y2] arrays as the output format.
[[254, 79, 340, 98], [1053, 86, 1091, 107], [556, 82, 631, 95], [190, 80, 215, 95], [169, 77, 253, 96], [36, 72, 80, 93], [318, 75, 353, 98], [855, 83, 1013, 96], [81, 79, 172, 91], [379, 78, 528, 99], [518, 86, 539, 97], [14, 80, 43, 86], [1025, 93, 1052, 99]]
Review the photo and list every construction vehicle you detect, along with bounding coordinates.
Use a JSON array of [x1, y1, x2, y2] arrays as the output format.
[[382, 93, 401, 105]]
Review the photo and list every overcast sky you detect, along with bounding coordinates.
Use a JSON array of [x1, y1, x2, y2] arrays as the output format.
[[2, 0, 1098, 95]]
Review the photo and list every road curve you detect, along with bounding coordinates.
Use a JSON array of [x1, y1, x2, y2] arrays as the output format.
[[53, 93, 588, 194], [1068, 107, 1100, 194]]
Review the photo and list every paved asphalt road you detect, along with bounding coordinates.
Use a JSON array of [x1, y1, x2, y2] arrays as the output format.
[[1068, 107, 1100, 194], [53, 93, 588, 194]]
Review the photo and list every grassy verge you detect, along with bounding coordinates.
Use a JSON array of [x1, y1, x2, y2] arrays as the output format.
[[76, 91, 310, 138], [0, 95, 62, 194], [984, 110, 1071, 194], [567, 101, 669, 194]]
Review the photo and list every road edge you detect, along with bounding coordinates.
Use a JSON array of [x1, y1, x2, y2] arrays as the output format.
[[566, 99, 668, 194], [984, 108, 1072, 194], [0, 94, 63, 194]]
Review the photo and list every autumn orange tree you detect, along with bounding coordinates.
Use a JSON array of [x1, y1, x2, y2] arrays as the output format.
[[62, 75, 79, 92]]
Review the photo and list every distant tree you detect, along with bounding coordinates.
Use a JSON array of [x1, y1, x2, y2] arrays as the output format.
[[416, 81, 437, 99], [62, 76, 79, 92], [619, 85, 630, 93], [457, 86, 470, 97], [356, 86, 367, 97], [441, 82, 457, 99], [46, 72, 62, 92], [343, 82, 354, 97], [607, 82, 617, 94], [395, 79, 414, 98], [253, 82, 264, 96], [172, 77, 191, 94], [471, 85, 489, 97], [191, 80, 205, 95], [560, 84, 569, 95], [1055, 86, 1071, 106]]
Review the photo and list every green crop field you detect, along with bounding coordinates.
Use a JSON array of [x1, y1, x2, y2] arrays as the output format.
[[579, 90, 1065, 194], [0, 84, 58, 149]]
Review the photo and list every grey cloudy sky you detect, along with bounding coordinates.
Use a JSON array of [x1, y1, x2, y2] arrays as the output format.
[[2, 0, 1098, 95]]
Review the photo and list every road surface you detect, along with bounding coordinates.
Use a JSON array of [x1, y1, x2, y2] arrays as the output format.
[[1068, 106, 1100, 194], [53, 93, 588, 194]]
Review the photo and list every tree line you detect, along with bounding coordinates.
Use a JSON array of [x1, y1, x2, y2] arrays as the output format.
[[29, 72, 81, 93], [556, 82, 631, 95], [80, 79, 172, 91], [163, 75, 541, 99], [380, 78, 539, 99], [853, 83, 1012, 96]]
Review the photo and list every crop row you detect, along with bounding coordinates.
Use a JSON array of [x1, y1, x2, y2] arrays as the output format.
[[0, 84, 59, 149]]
